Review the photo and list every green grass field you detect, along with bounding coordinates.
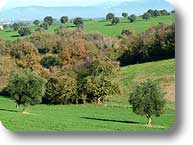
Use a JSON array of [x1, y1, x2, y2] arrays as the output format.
[[0, 59, 175, 131], [0, 15, 175, 41]]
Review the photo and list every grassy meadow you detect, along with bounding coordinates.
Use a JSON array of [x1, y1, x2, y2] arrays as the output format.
[[0, 59, 175, 131], [0, 15, 175, 41]]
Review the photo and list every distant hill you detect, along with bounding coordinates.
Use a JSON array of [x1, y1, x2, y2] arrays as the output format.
[[0, 0, 174, 22]]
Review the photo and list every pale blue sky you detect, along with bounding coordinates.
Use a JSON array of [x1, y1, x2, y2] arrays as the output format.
[[0, 0, 142, 10]]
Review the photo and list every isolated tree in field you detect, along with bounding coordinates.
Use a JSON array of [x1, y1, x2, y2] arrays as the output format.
[[33, 20, 40, 26], [8, 69, 47, 113], [40, 22, 49, 30], [129, 79, 166, 127], [106, 13, 115, 21], [12, 23, 20, 31], [142, 12, 151, 20], [128, 14, 137, 22], [60, 16, 69, 24], [122, 12, 128, 18], [73, 17, 83, 28], [44, 16, 53, 25], [18, 27, 32, 37], [112, 17, 120, 25]]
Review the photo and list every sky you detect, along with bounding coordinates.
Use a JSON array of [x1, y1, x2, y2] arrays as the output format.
[[0, 0, 142, 10]]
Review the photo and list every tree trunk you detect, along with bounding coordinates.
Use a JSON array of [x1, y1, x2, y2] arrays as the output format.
[[146, 114, 152, 127], [22, 103, 29, 114], [16, 103, 19, 109]]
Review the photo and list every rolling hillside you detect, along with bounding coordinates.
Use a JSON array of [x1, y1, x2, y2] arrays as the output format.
[[0, 59, 175, 131]]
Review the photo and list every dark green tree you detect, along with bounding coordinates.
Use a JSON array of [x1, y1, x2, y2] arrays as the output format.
[[40, 22, 49, 30], [112, 17, 120, 25], [40, 54, 60, 70], [142, 12, 151, 20], [33, 20, 40, 26], [122, 12, 128, 18], [60, 16, 69, 24], [43, 75, 77, 104], [106, 13, 115, 21], [128, 14, 137, 22], [153, 10, 161, 17], [18, 27, 32, 37], [129, 79, 166, 127], [8, 69, 47, 113], [12, 23, 20, 31], [44, 16, 53, 25], [73, 17, 83, 28]]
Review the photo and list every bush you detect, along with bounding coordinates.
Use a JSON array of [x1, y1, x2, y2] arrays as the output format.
[[43, 74, 77, 104], [129, 79, 166, 126], [33, 20, 40, 26], [18, 27, 32, 37], [7, 69, 47, 113]]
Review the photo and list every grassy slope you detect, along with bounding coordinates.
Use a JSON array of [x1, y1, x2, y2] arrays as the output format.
[[0, 59, 175, 131], [0, 15, 175, 41]]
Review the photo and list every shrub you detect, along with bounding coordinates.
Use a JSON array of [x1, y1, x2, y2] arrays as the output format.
[[122, 12, 128, 18], [129, 79, 166, 127], [7, 69, 47, 113]]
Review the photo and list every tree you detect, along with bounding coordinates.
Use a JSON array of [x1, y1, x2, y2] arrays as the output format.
[[147, 9, 154, 17], [40, 54, 60, 70], [12, 23, 20, 31], [112, 17, 120, 25], [128, 14, 137, 22], [122, 12, 128, 18], [106, 13, 115, 21], [18, 27, 32, 37], [153, 10, 161, 17], [44, 16, 53, 25], [142, 12, 151, 20], [7, 69, 47, 113], [33, 20, 40, 26], [40, 22, 49, 30], [73, 17, 83, 28], [60, 16, 69, 24], [43, 74, 77, 104], [129, 79, 166, 127]]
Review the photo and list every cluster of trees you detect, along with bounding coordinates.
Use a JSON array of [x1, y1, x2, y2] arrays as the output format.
[[106, 13, 120, 25], [142, 9, 172, 20], [117, 23, 175, 66], [0, 28, 121, 112]]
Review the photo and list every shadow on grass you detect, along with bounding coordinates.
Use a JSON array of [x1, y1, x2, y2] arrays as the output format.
[[11, 35, 20, 37], [67, 25, 76, 28], [0, 108, 18, 113], [104, 24, 113, 26], [80, 117, 140, 124]]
